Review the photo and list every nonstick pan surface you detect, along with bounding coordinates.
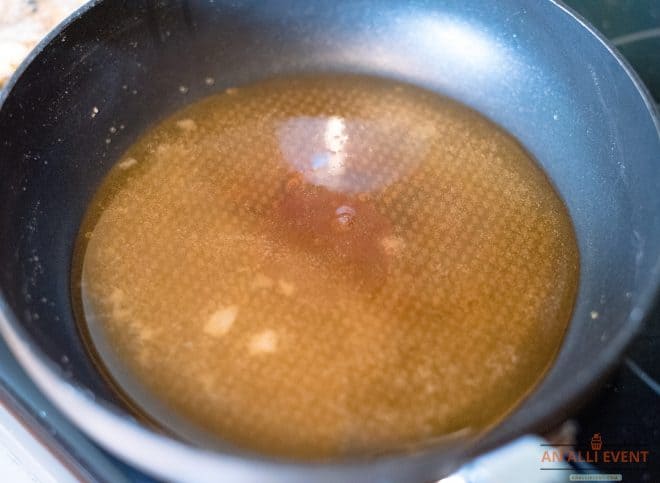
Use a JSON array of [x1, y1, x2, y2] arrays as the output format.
[[0, 1, 659, 481]]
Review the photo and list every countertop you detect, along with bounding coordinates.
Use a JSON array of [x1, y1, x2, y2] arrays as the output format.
[[0, 0, 86, 87]]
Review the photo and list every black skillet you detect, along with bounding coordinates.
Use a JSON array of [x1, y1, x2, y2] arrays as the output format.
[[0, 1, 659, 481]]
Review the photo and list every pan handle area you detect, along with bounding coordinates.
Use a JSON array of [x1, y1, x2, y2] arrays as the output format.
[[446, 436, 573, 483]]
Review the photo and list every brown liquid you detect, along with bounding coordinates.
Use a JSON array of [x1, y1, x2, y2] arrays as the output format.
[[73, 75, 579, 459]]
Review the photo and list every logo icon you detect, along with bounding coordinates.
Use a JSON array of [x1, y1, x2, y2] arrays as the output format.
[[591, 433, 603, 451]]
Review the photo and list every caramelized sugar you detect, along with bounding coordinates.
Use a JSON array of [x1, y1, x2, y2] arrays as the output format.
[[74, 75, 579, 459]]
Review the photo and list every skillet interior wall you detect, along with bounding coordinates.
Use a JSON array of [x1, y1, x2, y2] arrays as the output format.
[[0, 0, 658, 452]]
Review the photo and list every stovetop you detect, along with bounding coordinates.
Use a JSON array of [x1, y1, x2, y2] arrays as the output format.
[[0, 2, 658, 482]]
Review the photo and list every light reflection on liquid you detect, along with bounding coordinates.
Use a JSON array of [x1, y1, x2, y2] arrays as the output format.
[[277, 114, 432, 194]]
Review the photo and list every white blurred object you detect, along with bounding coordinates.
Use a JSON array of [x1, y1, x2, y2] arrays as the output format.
[[0, 401, 76, 483], [440, 436, 571, 483]]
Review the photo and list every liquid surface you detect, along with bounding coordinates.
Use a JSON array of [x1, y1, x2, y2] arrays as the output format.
[[74, 75, 579, 459]]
